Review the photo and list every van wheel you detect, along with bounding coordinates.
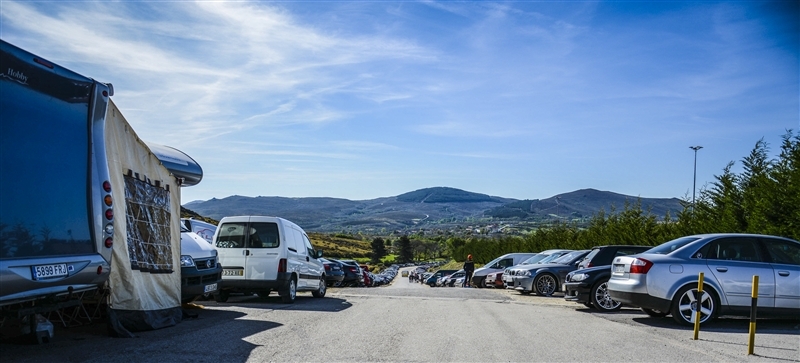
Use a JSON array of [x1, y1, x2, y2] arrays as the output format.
[[312, 278, 326, 298], [281, 278, 297, 304], [214, 290, 229, 303]]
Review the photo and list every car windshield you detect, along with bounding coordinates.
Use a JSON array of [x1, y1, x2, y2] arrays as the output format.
[[551, 251, 585, 264], [647, 237, 700, 255], [521, 254, 546, 264], [538, 253, 563, 264]]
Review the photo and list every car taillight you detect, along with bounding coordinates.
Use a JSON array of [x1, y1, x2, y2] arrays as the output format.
[[629, 258, 653, 274], [586, 262, 593, 268], [324, 265, 331, 271], [278, 258, 287, 273]]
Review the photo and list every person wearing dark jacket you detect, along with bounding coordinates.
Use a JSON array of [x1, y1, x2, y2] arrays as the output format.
[[462, 255, 475, 287]]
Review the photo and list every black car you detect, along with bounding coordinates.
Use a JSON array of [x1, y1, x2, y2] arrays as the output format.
[[563, 245, 651, 311], [320, 258, 345, 287], [332, 259, 364, 287]]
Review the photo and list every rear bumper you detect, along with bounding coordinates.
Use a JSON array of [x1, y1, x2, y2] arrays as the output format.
[[219, 272, 292, 292], [608, 290, 671, 312], [181, 265, 222, 301]]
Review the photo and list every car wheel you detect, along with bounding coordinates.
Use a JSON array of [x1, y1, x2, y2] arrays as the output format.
[[475, 276, 486, 288], [312, 278, 326, 298], [214, 290, 229, 303], [534, 274, 557, 296], [590, 280, 622, 312], [670, 285, 718, 326], [641, 308, 668, 317], [257, 290, 271, 298], [281, 277, 297, 304]]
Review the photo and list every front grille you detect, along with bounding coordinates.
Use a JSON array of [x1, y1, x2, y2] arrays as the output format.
[[195, 258, 216, 270], [184, 272, 221, 286]]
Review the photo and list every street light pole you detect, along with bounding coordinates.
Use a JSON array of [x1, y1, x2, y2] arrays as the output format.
[[690, 146, 703, 210]]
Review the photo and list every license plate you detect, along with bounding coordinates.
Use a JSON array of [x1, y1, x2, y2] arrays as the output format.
[[204, 283, 218, 293], [222, 269, 243, 276], [613, 264, 625, 273], [32, 263, 68, 280]]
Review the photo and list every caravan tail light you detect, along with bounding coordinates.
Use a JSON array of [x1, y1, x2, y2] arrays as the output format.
[[278, 258, 287, 273], [104, 237, 113, 248]]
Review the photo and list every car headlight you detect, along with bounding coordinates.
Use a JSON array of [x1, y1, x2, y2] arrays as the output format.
[[522, 270, 532, 277], [180, 255, 195, 267], [570, 273, 589, 282]]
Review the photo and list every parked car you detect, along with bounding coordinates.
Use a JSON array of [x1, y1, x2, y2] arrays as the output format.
[[179, 224, 222, 303], [471, 253, 537, 288], [320, 258, 345, 287], [608, 233, 800, 325], [425, 269, 457, 287], [563, 245, 652, 311], [509, 250, 591, 296], [442, 270, 466, 287], [501, 250, 573, 288], [214, 216, 326, 303], [337, 259, 366, 287], [484, 271, 504, 288]]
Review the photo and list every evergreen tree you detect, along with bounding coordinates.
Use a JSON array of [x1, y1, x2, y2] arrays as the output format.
[[370, 237, 387, 264], [398, 235, 413, 263]]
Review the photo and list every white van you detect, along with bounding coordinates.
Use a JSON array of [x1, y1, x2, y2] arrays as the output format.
[[179, 224, 221, 303], [213, 216, 325, 303]]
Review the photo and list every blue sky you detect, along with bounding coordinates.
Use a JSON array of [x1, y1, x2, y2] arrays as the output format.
[[2, 1, 797, 203]]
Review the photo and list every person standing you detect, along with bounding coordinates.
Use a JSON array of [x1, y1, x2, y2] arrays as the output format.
[[463, 254, 475, 287]]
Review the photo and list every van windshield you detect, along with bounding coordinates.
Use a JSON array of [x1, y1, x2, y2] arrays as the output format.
[[0, 63, 95, 259]]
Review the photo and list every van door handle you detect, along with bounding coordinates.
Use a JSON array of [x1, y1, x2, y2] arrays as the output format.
[[306, 256, 310, 262], [778, 271, 790, 277], [716, 267, 728, 272], [246, 250, 250, 256]]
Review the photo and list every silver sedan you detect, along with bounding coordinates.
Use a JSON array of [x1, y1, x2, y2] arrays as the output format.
[[608, 233, 800, 325]]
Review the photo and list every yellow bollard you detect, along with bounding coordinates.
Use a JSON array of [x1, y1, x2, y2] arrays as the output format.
[[748, 275, 759, 355], [693, 272, 704, 340]]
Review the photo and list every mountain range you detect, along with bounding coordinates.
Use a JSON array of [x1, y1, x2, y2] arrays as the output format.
[[183, 187, 685, 234]]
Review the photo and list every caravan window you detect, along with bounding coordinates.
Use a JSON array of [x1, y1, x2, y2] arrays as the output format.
[[1, 64, 95, 259]]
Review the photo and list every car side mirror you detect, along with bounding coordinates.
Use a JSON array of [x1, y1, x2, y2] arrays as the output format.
[[316, 250, 323, 258]]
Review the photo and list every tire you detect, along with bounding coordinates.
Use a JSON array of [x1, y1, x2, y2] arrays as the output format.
[[281, 277, 297, 304], [670, 285, 718, 326], [475, 276, 485, 288], [312, 278, 326, 298], [257, 290, 271, 298], [214, 290, 229, 303], [590, 280, 622, 312], [641, 308, 668, 318], [534, 274, 557, 296]]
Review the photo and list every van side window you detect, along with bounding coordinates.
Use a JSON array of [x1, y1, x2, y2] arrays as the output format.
[[216, 223, 246, 249], [291, 228, 306, 255], [249, 222, 279, 249], [303, 233, 315, 257]]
